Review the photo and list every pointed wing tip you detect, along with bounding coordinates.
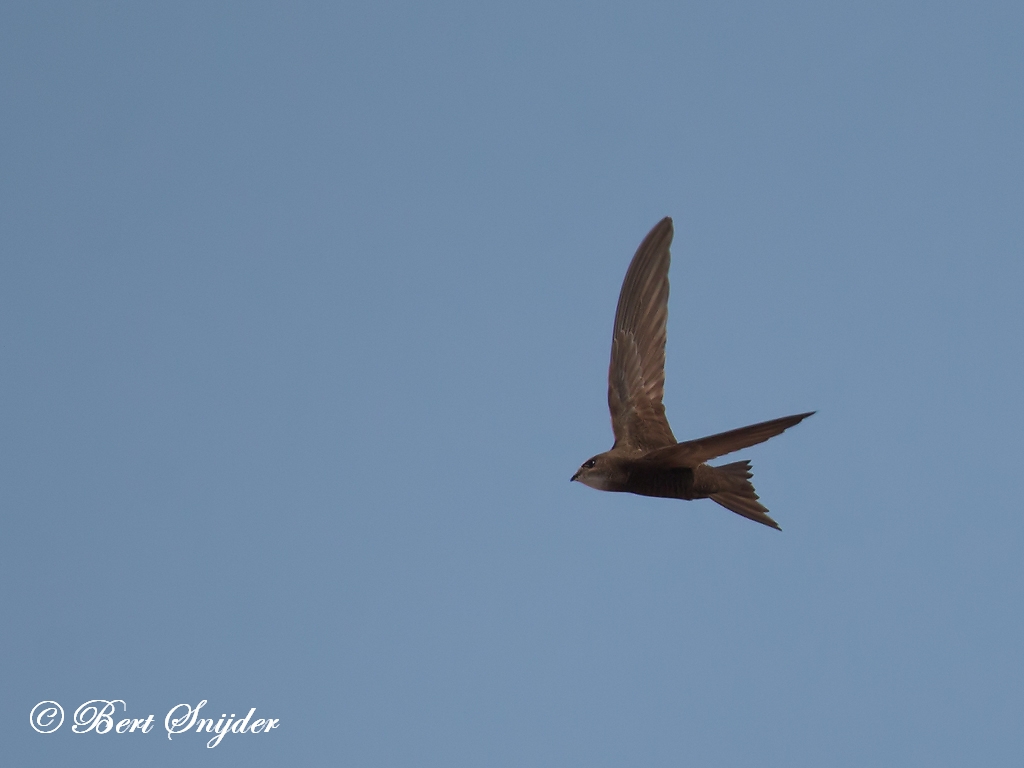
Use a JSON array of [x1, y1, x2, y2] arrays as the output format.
[[784, 411, 816, 428], [631, 217, 674, 257]]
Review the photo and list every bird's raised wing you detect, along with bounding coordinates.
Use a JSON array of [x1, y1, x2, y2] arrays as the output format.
[[607, 218, 677, 453]]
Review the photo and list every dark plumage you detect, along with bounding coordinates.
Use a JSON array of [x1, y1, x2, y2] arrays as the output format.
[[571, 217, 813, 529]]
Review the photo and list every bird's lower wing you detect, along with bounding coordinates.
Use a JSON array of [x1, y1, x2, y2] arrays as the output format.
[[643, 412, 814, 467]]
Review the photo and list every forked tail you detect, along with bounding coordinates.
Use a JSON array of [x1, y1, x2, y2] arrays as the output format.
[[709, 460, 781, 530]]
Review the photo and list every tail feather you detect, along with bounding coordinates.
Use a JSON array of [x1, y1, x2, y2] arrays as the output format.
[[716, 459, 754, 483], [709, 460, 781, 530]]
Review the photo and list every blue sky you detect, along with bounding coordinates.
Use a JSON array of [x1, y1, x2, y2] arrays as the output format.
[[2, 1, 1022, 765]]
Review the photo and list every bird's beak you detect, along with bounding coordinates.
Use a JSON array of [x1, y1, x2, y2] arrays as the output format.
[[570, 471, 580, 482]]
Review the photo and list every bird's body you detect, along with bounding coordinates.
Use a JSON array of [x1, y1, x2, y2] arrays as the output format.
[[571, 217, 812, 530]]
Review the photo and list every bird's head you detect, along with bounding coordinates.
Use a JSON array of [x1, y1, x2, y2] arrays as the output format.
[[570, 452, 623, 490]]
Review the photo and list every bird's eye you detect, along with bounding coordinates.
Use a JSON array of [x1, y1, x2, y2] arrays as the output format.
[[584, 459, 597, 469]]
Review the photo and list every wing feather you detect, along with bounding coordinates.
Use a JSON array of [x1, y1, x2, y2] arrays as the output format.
[[607, 218, 676, 452], [643, 412, 815, 467]]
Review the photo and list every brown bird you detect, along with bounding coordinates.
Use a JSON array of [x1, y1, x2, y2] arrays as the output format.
[[571, 217, 813, 530]]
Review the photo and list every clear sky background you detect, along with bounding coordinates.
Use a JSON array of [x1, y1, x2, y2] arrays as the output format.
[[2, 2, 1022, 765]]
